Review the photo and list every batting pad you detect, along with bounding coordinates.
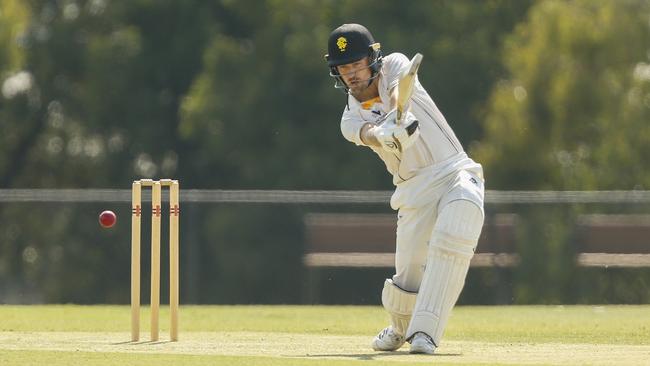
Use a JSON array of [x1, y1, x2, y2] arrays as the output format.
[[381, 278, 418, 335], [405, 200, 484, 345]]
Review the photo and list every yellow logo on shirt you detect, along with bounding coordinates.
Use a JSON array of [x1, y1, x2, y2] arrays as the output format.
[[337, 37, 347, 52]]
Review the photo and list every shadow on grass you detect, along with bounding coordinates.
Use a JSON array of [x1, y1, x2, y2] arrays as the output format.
[[110, 340, 172, 346], [294, 350, 462, 360]]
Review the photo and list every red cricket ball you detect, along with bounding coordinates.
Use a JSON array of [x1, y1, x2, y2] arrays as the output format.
[[99, 210, 117, 228]]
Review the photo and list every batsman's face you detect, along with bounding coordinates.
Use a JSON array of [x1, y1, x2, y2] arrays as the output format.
[[337, 58, 372, 94]]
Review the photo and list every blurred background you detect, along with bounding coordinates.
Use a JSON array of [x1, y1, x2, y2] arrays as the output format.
[[1, 0, 649, 305]]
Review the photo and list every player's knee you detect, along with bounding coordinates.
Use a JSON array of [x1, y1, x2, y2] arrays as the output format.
[[430, 200, 484, 256], [393, 251, 426, 292], [391, 272, 422, 294], [437, 200, 483, 241]]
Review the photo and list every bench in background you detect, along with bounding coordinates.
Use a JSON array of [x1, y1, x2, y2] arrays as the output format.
[[303, 213, 650, 269], [575, 214, 650, 267]]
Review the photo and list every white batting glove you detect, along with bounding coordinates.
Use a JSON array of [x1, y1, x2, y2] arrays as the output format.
[[371, 109, 420, 153]]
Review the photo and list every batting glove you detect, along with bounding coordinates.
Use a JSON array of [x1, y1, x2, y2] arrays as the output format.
[[371, 109, 420, 154]]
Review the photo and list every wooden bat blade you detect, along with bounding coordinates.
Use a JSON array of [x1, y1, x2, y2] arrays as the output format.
[[396, 53, 423, 124]]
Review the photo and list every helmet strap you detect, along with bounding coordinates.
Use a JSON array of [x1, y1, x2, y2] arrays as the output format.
[[328, 45, 383, 95]]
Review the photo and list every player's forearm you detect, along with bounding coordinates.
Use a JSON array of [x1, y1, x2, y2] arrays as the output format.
[[360, 87, 400, 148], [389, 86, 398, 110], [360, 123, 382, 147], [361, 88, 399, 148]]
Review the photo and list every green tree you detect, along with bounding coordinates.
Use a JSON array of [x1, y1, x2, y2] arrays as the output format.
[[0, 0, 219, 303], [180, 0, 532, 189], [0, 0, 30, 187], [474, 0, 650, 190], [0, 0, 220, 188], [0, 0, 541, 304], [0, 0, 27, 70], [473, 0, 650, 303]]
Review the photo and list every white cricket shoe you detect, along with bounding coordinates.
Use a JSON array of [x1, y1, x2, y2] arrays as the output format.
[[371, 326, 405, 351], [409, 332, 436, 354]]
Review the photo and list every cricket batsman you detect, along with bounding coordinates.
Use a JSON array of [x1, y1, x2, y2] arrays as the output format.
[[325, 24, 485, 354]]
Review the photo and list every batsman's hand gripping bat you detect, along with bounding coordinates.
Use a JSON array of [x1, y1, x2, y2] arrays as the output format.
[[396, 53, 423, 125], [371, 53, 423, 154]]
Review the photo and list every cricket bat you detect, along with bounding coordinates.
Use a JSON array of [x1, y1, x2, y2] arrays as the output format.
[[396, 53, 423, 125]]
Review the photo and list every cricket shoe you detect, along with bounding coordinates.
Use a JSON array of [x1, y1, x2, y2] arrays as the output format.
[[409, 332, 436, 354], [371, 326, 405, 351]]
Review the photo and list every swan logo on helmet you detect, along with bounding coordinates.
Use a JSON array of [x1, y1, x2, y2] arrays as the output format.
[[337, 37, 347, 52]]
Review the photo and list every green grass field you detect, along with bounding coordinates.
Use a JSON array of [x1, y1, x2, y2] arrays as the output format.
[[1, 305, 649, 365]]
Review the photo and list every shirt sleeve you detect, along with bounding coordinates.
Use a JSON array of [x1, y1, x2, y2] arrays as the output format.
[[340, 107, 367, 146], [382, 53, 410, 92]]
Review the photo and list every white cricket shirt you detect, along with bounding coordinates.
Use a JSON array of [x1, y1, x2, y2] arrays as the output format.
[[340, 53, 467, 182], [340, 53, 482, 209]]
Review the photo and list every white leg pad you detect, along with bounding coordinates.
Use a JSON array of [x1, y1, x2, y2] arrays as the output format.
[[405, 200, 484, 345], [381, 279, 417, 336]]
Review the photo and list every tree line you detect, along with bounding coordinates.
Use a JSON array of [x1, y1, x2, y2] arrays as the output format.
[[0, 0, 648, 304]]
